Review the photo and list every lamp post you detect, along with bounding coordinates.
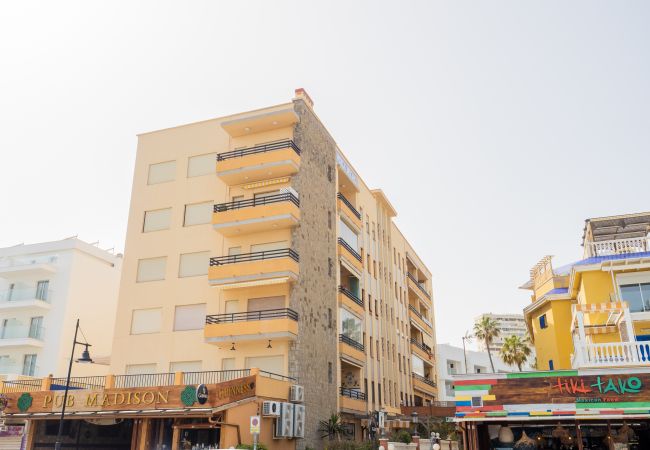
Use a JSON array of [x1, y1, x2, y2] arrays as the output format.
[[411, 411, 419, 438], [461, 332, 472, 374], [54, 319, 93, 450]]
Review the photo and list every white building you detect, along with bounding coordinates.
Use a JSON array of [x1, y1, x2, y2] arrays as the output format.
[[0, 238, 121, 379], [474, 313, 531, 353], [436, 343, 511, 402]]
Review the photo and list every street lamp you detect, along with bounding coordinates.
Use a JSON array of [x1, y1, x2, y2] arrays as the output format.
[[461, 332, 472, 374], [54, 319, 93, 450], [411, 411, 419, 438]]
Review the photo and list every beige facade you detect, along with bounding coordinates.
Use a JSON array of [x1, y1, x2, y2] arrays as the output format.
[[110, 89, 435, 448]]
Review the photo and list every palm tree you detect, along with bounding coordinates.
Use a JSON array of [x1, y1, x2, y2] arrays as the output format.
[[500, 335, 532, 371], [318, 413, 345, 441], [473, 316, 501, 372]]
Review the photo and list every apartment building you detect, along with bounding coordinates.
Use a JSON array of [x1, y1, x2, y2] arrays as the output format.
[[436, 343, 510, 402], [102, 89, 436, 448], [473, 313, 528, 353], [0, 238, 121, 379], [522, 212, 650, 370]]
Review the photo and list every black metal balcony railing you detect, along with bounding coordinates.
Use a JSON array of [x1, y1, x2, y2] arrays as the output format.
[[412, 372, 436, 388], [409, 304, 424, 320], [114, 373, 176, 389], [338, 238, 362, 262], [410, 337, 432, 354], [339, 334, 365, 352], [183, 369, 251, 385], [210, 249, 299, 266], [337, 193, 361, 220], [217, 140, 301, 162], [339, 286, 363, 307], [260, 371, 297, 382], [51, 376, 106, 390], [407, 272, 431, 299], [214, 192, 300, 213], [206, 308, 298, 324], [340, 386, 367, 400]]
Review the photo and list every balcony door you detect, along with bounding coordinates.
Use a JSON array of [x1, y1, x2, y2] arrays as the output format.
[[29, 317, 43, 339], [35, 280, 49, 301], [23, 354, 37, 376]]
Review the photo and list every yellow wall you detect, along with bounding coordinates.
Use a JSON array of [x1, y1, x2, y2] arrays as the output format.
[[529, 299, 574, 370]]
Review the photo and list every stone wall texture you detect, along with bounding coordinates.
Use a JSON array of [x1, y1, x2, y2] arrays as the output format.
[[290, 99, 339, 450]]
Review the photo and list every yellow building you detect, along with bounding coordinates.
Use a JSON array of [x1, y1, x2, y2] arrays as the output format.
[[101, 88, 434, 448], [523, 212, 650, 371]]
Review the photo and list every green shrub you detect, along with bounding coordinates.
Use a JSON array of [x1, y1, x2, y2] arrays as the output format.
[[390, 430, 412, 444], [236, 443, 268, 450]]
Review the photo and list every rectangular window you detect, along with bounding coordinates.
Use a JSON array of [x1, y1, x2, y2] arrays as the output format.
[[411, 354, 425, 377], [620, 283, 650, 313], [35, 280, 49, 301], [184, 202, 213, 226], [23, 354, 37, 376], [136, 257, 167, 282], [245, 355, 284, 374], [221, 358, 235, 370], [131, 308, 162, 334], [250, 241, 288, 253], [143, 208, 172, 232], [126, 363, 157, 375], [539, 314, 548, 329], [187, 153, 216, 178], [549, 360, 554, 370], [170, 361, 202, 373], [147, 161, 176, 185], [340, 308, 362, 344], [179, 251, 209, 278], [247, 296, 284, 311], [174, 304, 206, 331], [339, 219, 359, 250], [29, 317, 43, 339], [225, 300, 239, 314]]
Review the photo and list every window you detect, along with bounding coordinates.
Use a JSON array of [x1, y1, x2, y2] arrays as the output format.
[[228, 247, 241, 256], [328, 362, 333, 384], [35, 280, 49, 301], [174, 304, 206, 331], [179, 251, 209, 277], [245, 355, 284, 374], [184, 202, 213, 226], [412, 354, 425, 377], [170, 361, 202, 372], [549, 360, 554, 370], [187, 153, 216, 178], [29, 317, 43, 339], [136, 257, 167, 282], [148, 161, 176, 185], [539, 314, 548, 329], [126, 363, 156, 375], [131, 308, 162, 334], [143, 208, 172, 232], [23, 354, 37, 376], [340, 309, 362, 344], [327, 165, 333, 182], [247, 296, 284, 311], [620, 283, 650, 313], [339, 219, 359, 250], [250, 241, 288, 253], [221, 358, 235, 370], [225, 300, 239, 314]]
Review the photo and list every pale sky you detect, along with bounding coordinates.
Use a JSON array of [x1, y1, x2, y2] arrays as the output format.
[[1, 1, 649, 348]]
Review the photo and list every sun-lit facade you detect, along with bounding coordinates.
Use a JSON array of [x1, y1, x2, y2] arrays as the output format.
[[522, 212, 650, 371]]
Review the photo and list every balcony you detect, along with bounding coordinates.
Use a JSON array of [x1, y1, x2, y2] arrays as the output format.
[[338, 238, 362, 272], [0, 326, 45, 348], [339, 386, 367, 412], [0, 257, 57, 278], [0, 288, 52, 312], [209, 249, 299, 288], [204, 308, 298, 344], [337, 193, 362, 229], [585, 237, 649, 258], [410, 337, 434, 361], [409, 304, 433, 331], [572, 341, 650, 368], [216, 140, 301, 185], [212, 192, 300, 236], [407, 272, 432, 301], [339, 334, 365, 363], [411, 372, 437, 395], [338, 286, 364, 316]]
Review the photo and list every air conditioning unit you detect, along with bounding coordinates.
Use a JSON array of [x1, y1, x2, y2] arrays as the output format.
[[289, 385, 304, 403], [293, 404, 305, 438], [262, 401, 282, 417], [274, 402, 294, 438]]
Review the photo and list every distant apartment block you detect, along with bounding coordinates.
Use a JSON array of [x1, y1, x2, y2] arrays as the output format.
[[0, 238, 122, 379]]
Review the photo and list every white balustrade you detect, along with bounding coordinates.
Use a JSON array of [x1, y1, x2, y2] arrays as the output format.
[[586, 237, 649, 257], [573, 341, 650, 368]]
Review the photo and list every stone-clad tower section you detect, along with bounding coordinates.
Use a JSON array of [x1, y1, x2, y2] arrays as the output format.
[[289, 94, 339, 449]]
